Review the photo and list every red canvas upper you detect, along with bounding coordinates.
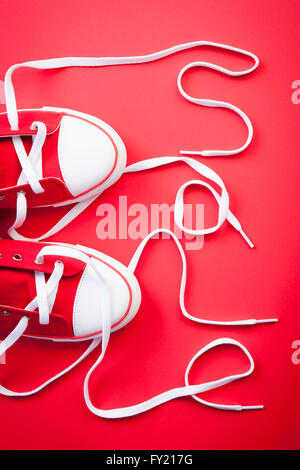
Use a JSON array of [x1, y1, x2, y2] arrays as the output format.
[[0, 110, 62, 137], [0, 109, 71, 207], [0, 239, 135, 339], [0, 239, 85, 337], [0, 108, 122, 218]]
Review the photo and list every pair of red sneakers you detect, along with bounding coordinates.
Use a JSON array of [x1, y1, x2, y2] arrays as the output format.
[[0, 42, 276, 418]]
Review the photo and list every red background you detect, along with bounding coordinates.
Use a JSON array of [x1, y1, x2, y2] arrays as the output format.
[[0, 0, 299, 450]]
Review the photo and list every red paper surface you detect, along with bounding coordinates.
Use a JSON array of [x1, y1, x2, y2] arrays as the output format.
[[0, 0, 299, 450]]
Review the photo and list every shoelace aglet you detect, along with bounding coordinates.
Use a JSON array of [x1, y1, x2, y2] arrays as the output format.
[[238, 405, 264, 411], [254, 318, 278, 324], [242, 318, 278, 325], [239, 228, 254, 248]]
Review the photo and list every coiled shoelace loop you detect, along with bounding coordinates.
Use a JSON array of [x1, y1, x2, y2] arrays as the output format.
[[125, 156, 253, 247], [83, 334, 264, 418]]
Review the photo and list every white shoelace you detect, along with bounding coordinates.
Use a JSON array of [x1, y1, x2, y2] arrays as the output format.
[[83, 229, 276, 418], [125, 156, 254, 246], [8, 121, 47, 239], [84, 336, 263, 418], [9, 154, 255, 246], [0, 236, 275, 415], [128, 228, 277, 326], [4, 40, 258, 241]]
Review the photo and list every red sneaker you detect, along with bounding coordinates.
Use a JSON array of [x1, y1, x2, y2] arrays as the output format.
[[0, 106, 127, 240], [0, 232, 275, 416], [0, 237, 140, 341]]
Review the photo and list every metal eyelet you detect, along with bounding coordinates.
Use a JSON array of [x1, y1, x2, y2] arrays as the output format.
[[13, 254, 23, 261], [0, 195, 5, 201], [0, 254, 2, 259], [35, 257, 44, 265], [1, 310, 10, 316], [30, 121, 40, 130]]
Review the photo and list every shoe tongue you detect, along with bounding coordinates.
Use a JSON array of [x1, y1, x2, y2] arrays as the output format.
[[0, 110, 63, 137], [0, 239, 85, 277]]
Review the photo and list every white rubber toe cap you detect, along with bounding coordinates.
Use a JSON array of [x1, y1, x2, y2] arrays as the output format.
[[58, 115, 118, 197], [72, 249, 141, 337]]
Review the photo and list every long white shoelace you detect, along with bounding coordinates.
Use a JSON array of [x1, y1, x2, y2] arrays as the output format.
[[128, 228, 277, 326], [125, 156, 254, 246], [83, 229, 275, 418], [84, 336, 263, 418], [9, 155, 255, 246], [0, 236, 275, 415], [4, 40, 258, 241]]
